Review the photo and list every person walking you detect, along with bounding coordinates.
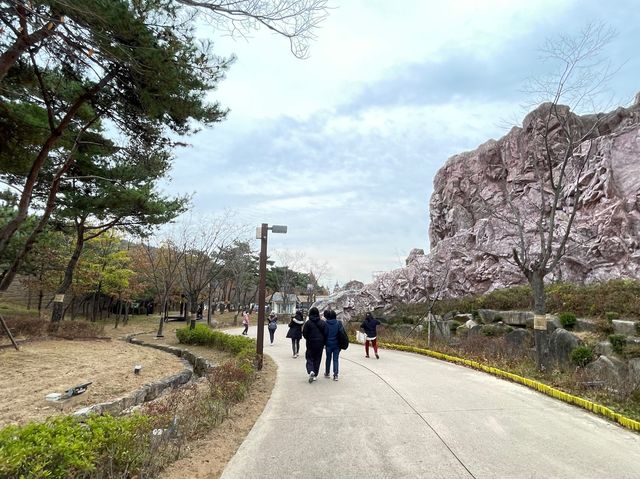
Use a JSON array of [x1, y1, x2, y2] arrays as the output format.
[[361, 311, 381, 359], [241, 310, 249, 335], [324, 309, 344, 380], [267, 312, 278, 345], [286, 310, 304, 358], [302, 307, 327, 382]]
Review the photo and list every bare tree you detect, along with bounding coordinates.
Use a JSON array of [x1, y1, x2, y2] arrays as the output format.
[[177, 214, 241, 328], [134, 237, 187, 338], [305, 259, 331, 303], [488, 23, 617, 368], [175, 0, 329, 59]]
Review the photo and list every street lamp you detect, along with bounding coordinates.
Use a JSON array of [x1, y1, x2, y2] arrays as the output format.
[[256, 223, 287, 370]]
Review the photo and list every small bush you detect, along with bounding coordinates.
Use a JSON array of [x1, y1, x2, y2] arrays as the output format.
[[597, 320, 615, 335], [570, 346, 594, 367], [609, 334, 627, 355], [448, 320, 461, 332], [623, 344, 640, 359], [4, 316, 48, 337], [558, 312, 577, 329], [605, 311, 620, 321], [176, 324, 254, 356], [481, 325, 503, 337], [50, 320, 105, 339], [0, 414, 151, 479], [636, 322, 640, 336]]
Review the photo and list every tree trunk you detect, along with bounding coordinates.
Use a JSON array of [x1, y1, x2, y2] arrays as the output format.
[[51, 222, 85, 322], [529, 269, 549, 371], [37, 288, 43, 313], [124, 301, 129, 325]]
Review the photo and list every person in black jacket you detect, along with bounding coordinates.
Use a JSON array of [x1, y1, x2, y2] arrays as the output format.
[[360, 311, 381, 359], [302, 307, 327, 382], [286, 310, 304, 358]]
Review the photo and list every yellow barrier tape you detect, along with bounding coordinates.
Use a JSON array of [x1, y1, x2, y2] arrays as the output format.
[[380, 341, 640, 433]]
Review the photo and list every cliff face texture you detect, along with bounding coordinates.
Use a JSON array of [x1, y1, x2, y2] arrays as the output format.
[[316, 99, 640, 317]]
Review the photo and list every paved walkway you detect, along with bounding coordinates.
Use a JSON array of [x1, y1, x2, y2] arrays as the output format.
[[221, 326, 640, 479]]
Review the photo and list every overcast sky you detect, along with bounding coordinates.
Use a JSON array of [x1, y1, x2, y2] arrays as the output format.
[[166, 0, 639, 289]]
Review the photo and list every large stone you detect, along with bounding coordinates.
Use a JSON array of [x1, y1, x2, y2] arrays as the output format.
[[312, 100, 640, 314], [505, 328, 533, 352], [595, 341, 614, 356], [584, 355, 627, 388], [575, 318, 599, 333], [612, 320, 638, 336], [629, 358, 640, 389], [548, 328, 581, 369]]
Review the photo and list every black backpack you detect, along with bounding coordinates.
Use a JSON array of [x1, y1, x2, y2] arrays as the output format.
[[338, 323, 350, 350]]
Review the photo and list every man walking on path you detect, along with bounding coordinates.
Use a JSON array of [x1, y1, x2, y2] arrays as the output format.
[[302, 306, 327, 382], [323, 309, 343, 380], [361, 311, 381, 359]]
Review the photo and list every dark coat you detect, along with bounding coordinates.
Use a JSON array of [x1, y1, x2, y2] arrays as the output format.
[[325, 318, 340, 349], [302, 313, 327, 344], [286, 313, 304, 339], [361, 317, 381, 338]]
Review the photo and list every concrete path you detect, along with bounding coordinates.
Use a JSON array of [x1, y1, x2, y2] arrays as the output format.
[[221, 327, 640, 479]]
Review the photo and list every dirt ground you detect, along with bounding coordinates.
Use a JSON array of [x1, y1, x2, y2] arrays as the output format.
[[159, 356, 277, 479], [0, 339, 186, 427], [0, 312, 278, 477]]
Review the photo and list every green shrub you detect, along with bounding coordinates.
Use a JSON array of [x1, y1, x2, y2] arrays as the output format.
[[481, 325, 503, 337], [609, 334, 627, 355], [636, 322, 640, 336], [176, 324, 254, 356], [623, 344, 640, 359], [605, 311, 620, 321], [570, 346, 594, 367], [0, 414, 151, 479], [448, 320, 461, 332], [558, 312, 577, 329], [597, 320, 615, 335]]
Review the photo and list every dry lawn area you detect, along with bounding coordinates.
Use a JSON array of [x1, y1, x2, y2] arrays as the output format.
[[0, 339, 186, 427]]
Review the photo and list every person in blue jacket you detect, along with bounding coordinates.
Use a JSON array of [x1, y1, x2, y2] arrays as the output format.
[[302, 307, 327, 382], [360, 311, 381, 359], [286, 310, 304, 358], [323, 309, 344, 380]]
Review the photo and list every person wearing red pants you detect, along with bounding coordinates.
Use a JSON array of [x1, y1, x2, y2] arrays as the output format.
[[360, 311, 381, 359]]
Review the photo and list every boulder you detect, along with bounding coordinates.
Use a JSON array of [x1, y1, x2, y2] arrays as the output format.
[[595, 341, 614, 357], [453, 313, 473, 323], [584, 355, 627, 388], [505, 328, 533, 352], [548, 328, 581, 369], [574, 318, 599, 333], [477, 309, 497, 323], [612, 320, 638, 336], [312, 100, 640, 312], [628, 358, 640, 389]]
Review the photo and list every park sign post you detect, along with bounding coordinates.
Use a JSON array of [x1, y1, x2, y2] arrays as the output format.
[[255, 224, 287, 370]]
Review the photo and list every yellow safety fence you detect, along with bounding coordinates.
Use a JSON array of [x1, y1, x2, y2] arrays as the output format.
[[377, 341, 640, 433]]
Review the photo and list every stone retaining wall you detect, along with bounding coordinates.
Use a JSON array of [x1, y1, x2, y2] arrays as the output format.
[[74, 334, 215, 418]]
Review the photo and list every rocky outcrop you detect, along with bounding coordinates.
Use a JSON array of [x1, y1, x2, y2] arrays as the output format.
[[317, 99, 640, 313]]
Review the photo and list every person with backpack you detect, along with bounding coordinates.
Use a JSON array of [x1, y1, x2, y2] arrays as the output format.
[[286, 310, 304, 358], [241, 310, 250, 335], [360, 311, 381, 359], [267, 312, 278, 345], [324, 309, 347, 381], [302, 307, 327, 382]]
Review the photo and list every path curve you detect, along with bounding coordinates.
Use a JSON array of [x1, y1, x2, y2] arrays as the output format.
[[221, 327, 640, 479]]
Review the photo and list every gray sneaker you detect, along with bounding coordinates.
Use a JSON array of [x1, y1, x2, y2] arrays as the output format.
[[333, 375, 339, 381], [308, 372, 315, 383]]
